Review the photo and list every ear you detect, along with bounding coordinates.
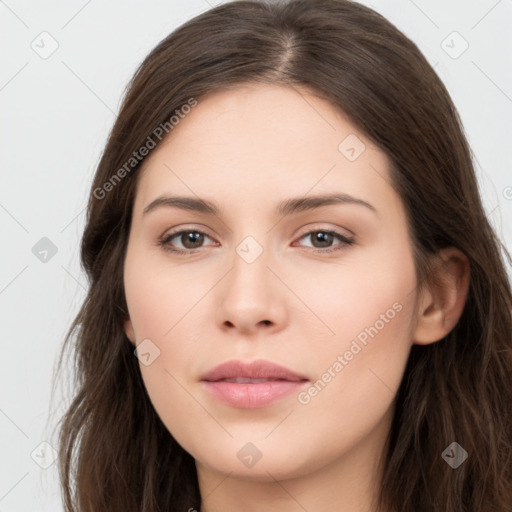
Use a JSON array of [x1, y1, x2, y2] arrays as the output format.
[[124, 318, 136, 345], [413, 247, 470, 345]]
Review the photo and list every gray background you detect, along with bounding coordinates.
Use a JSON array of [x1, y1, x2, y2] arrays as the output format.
[[1, 0, 511, 510]]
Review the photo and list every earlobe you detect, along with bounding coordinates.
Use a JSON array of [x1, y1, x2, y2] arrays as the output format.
[[124, 318, 136, 345], [413, 247, 470, 345]]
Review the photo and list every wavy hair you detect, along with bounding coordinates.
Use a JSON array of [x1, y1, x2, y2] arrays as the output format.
[[52, 1, 512, 510]]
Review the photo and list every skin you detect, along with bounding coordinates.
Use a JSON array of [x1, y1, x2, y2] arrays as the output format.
[[123, 83, 469, 512]]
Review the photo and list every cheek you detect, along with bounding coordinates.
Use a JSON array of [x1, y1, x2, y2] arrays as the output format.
[[124, 256, 206, 445], [124, 248, 212, 422], [291, 289, 415, 470], [292, 240, 417, 414], [124, 247, 210, 341], [292, 240, 417, 347]]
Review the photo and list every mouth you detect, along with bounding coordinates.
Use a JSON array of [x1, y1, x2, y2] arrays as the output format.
[[218, 377, 296, 383], [200, 359, 309, 409]]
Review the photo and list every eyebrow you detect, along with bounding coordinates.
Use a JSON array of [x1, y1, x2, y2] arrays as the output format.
[[142, 193, 378, 217]]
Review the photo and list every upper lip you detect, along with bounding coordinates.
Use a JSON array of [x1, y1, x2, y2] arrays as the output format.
[[200, 359, 309, 382]]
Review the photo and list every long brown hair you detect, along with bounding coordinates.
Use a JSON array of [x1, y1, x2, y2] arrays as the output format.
[[52, 0, 512, 510]]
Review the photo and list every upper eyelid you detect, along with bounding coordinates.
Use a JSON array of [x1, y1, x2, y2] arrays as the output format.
[[293, 229, 353, 247], [162, 224, 352, 238], [297, 225, 353, 240], [162, 221, 353, 238], [161, 226, 216, 242], [161, 226, 353, 248]]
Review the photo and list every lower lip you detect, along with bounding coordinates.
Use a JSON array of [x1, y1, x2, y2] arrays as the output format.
[[202, 380, 308, 408]]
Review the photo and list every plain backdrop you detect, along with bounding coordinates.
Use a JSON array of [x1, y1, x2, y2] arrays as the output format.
[[1, 0, 511, 510]]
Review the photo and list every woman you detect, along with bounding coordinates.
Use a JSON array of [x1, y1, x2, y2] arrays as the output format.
[[53, 0, 512, 510]]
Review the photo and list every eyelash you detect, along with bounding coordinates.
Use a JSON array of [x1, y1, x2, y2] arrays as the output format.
[[158, 228, 354, 255]]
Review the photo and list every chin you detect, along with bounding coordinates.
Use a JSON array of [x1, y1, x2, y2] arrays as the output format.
[[190, 437, 324, 482]]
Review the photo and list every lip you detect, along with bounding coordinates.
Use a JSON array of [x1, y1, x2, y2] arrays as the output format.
[[200, 359, 309, 409]]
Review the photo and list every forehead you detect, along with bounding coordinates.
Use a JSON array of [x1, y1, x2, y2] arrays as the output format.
[[163, 82, 363, 154], [134, 83, 398, 219]]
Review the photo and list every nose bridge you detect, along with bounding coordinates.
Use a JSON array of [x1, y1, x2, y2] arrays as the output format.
[[229, 232, 273, 300], [215, 229, 286, 332]]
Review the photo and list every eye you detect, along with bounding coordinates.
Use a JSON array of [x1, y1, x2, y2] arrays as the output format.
[[158, 227, 354, 255], [294, 229, 354, 253], [159, 229, 217, 253]]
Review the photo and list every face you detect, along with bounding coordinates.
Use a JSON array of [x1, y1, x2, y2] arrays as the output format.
[[123, 83, 421, 483]]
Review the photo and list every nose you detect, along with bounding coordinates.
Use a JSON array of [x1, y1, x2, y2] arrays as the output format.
[[215, 243, 288, 336]]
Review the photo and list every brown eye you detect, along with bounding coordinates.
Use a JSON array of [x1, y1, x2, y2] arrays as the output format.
[[160, 230, 215, 253], [177, 231, 205, 249], [296, 229, 354, 252], [309, 231, 335, 248]]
